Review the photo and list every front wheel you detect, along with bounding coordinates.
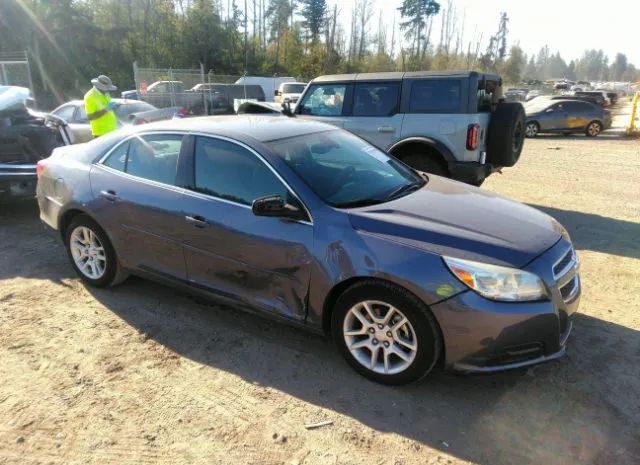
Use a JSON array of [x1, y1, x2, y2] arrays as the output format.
[[525, 122, 539, 138], [332, 281, 442, 385], [585, 121, 602, 137]]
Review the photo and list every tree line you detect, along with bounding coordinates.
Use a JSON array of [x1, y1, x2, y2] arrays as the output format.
[[1, 0, 638, 107]]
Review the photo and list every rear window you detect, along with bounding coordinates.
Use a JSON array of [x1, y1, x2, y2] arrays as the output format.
[[409, 79, 461, 113], [282, 83, 306, 94]]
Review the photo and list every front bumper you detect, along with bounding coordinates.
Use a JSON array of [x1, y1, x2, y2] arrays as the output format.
[[432, 239, 580, 373], [0, 164, 37, 201]]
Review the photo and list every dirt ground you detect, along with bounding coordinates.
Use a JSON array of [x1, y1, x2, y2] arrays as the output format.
[[1, 102, 639, 465]]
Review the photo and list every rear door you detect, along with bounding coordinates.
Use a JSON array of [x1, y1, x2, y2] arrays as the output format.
[[90, 133, 188, 279], [563, 101, 590, 130], [296, 82, 352, 128], [343, 81, 403, 150], [399, 78, 470, 160], [179, 135, 313, 321]]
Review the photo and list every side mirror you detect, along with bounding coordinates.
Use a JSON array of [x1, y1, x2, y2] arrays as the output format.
[[281, 100, 294, 117], [274, 89, 280, 96], [252, 195, 306, 221]]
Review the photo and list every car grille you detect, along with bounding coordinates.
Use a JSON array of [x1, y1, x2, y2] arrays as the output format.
[[553, 247, 575, 278]]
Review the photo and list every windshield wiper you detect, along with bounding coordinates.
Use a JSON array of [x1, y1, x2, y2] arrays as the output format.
[[383, 180, 424, 201], [333, 198, 386, 209]]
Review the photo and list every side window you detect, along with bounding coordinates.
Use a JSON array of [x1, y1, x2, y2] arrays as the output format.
[[409, 79, 462, 113], [53, 105, 76, 122], [352, 82, 400, 117], [193, 137, 289, 206], [102, 141, 129, 171], [298, 84, 347, 116], [75, 106, 89, 123], [125, 134, 183, 185]]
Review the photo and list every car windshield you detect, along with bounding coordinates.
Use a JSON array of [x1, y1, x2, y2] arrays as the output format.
[[282, 83, 306, 94], [115, 102, 156, 119], [266, 130, 424, 208]]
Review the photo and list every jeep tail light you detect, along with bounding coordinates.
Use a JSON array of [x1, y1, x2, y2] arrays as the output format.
[[36, 159, 47, 179], [466, 124, 480, 150]]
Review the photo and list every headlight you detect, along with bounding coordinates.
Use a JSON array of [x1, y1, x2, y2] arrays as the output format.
[[443, 256, 548, 302]]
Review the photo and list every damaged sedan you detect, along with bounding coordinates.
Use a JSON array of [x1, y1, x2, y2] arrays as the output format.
[[37, 116, 580, 384]]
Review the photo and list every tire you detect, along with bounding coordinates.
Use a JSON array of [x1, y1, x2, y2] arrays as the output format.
[[585, 120, 602, 137], [525, 121, 539, 138], [399, 153, 448, 177], [331, 280, 442, 385], [487, 102, 526, 167], [64, 214, 125, 287]]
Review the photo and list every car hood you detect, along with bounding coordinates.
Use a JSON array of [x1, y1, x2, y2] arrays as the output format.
[[348, 176, 562, 268]]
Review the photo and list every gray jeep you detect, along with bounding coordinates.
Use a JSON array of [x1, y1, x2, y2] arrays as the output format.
[[294, 71, 525, 185]]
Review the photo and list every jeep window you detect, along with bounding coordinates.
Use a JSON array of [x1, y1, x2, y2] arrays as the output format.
[[477, 79, 499, 112], [409, 79, 461, 113], [353, 82, 400, 117], [298, 84, 346, 116]]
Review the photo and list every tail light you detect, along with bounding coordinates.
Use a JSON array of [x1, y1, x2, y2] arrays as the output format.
[[177, 107, 188, 117], [36, 159, 46, 179], [134, 118, 148, 125], [466, 124, 480, 150]]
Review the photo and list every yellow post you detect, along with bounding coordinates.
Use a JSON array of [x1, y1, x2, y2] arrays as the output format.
[[627, 92, 639, 136]]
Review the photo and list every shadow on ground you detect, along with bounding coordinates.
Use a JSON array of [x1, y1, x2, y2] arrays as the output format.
[[82, 276, 640, 465], [529, 204, 640, 260]]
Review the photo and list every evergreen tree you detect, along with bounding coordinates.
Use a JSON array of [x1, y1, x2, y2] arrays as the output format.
[[397, 0, 440, 59], [299, 0, 327, 43]]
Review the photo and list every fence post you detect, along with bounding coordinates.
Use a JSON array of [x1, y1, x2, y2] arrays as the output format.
[[200, 62, 207, 115], [627, 92, 638, 136]]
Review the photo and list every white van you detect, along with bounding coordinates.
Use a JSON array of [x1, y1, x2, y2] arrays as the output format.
[[234, 76, 296, 102]]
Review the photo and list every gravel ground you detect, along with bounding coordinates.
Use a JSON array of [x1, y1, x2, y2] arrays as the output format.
[[1, 103, 639, 465]]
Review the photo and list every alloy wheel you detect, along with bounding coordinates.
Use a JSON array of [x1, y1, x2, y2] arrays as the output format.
[[587, 122, 601, 136], [343, 300, 418, 375], [69, 226, 107, 279], [525, 123, 538, 137]]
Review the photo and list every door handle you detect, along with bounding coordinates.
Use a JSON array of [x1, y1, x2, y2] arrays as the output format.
[[377, 126, 395, 133], [99, 190, 120, 202], [185, 215, 208, 228]]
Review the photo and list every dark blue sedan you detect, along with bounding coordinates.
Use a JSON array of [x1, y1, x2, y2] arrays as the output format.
[[36, 116, 580, 384]]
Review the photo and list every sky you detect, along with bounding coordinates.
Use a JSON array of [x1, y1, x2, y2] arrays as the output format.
[[326, 0, 640, 65]]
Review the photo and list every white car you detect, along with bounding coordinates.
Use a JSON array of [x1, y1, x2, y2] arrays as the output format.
[[274, 82, 307, 104], [50, 99, 181, 143]]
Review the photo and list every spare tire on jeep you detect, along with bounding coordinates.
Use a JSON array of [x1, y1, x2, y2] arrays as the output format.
[[486, 102, 525, 167]]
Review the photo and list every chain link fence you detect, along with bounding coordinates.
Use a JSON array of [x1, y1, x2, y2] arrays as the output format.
[[131, 62, 300, 115], [0, 51, 34, 90]]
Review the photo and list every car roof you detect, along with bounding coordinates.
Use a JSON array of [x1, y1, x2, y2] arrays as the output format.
[[311, 70, 500, 83], [132, 114, 336, 143]]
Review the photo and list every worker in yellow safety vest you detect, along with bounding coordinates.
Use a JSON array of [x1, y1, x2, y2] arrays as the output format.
[[84, 75, 119, 137]]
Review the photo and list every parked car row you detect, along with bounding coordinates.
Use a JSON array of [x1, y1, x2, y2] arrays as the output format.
[[524, 98, 612, 137]]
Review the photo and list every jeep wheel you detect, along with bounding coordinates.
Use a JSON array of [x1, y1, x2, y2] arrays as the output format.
[[487, 103, 526, 167]]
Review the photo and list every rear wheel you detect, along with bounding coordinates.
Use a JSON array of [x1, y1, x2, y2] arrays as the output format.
[[332, 281, 442, 385], [64, 214, 125, 287], [525, 121, 539, 138], [585, 121, 602, 137], [486, 102, 526, 166]]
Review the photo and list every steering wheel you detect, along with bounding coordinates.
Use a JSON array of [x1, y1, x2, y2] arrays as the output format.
[[326, 166, 356, 197]]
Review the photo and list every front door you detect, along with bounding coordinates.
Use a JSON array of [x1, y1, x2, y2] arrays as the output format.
[[90, 133, 187, 279], [296, 82, 351, 129], [542, 102, 570, 131], [179, 135, 313, 321]]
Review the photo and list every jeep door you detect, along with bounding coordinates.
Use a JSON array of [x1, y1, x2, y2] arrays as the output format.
[[342, 81, 404, 151]]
